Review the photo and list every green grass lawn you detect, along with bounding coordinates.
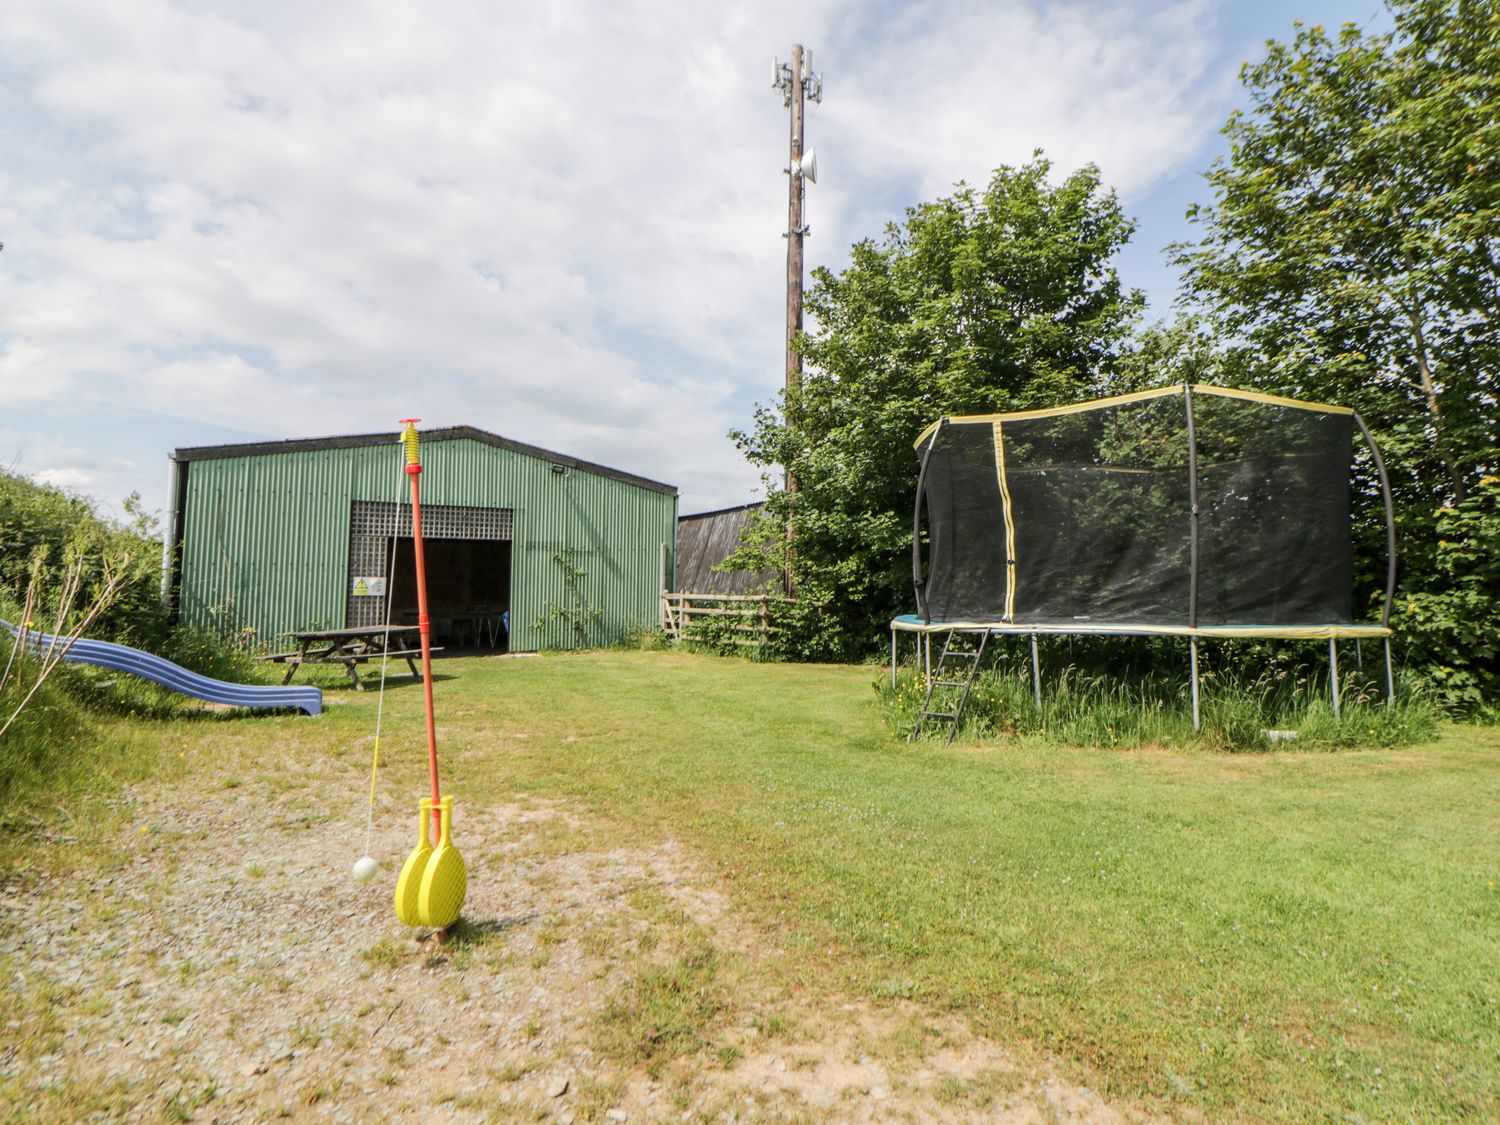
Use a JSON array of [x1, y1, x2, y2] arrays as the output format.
[[11, 649, 1499, 1118]]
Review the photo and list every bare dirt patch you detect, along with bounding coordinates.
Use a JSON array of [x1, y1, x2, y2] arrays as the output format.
[[1, 774, 1163, 1122]]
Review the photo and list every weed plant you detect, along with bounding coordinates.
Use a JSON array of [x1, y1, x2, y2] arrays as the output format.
[[0, 634, 94, 796], [616, 623, 673, 652]]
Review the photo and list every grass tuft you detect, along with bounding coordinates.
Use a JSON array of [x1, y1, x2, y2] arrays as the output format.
[[596, 946, 730, 1075]]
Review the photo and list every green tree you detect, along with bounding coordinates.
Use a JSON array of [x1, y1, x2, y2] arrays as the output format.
[[1173, 2, 1500, 706], [731, 156, 1141, 660]]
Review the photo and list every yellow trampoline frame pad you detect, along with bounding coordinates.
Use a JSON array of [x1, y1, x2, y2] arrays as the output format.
[[889, 617, 1390, 640], [913, 383, 1355, 450]]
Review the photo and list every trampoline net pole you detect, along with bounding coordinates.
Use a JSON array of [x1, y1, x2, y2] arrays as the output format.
[[1184, 385, 1201, 631], [1330, 637, 1341, 719], [1190, 638, 1201, 731], [1353, 412, 1398, 631], [912, 427, 939, 625], [1030, 633, 1042, 711]]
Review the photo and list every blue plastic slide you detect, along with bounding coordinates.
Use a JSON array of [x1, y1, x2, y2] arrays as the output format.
[[2, 621, 321, 716]]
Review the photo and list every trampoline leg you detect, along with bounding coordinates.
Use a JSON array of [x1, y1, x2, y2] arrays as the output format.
[[923, 634, 931, 683], [1329, 638, 1341, 720], [1189, 638, 1201, 732], [1355, 638, 1363, 671], [1030, 633, 1042, 711], [1384, 637, 1395, 704], [890, 628, 897, 690]]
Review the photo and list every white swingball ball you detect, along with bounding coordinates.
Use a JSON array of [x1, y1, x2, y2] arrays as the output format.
[[352, 856, 379, 883]]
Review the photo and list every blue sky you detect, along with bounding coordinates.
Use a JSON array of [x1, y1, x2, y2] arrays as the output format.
[[0, 0, 1389, 520]]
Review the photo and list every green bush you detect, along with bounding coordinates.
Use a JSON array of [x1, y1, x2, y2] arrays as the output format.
[[0, 472, 155, 641], [1394, 475, 1500, 714], [0, 470, 259, 700], [682, 612, 766, 659]]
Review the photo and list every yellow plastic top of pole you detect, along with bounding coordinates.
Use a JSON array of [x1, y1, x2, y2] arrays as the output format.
[[399, 419, 421, 467]]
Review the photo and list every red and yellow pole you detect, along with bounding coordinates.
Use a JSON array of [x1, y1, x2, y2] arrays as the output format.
[[392, 420, 466, 931], [401, 419, 442, 810]]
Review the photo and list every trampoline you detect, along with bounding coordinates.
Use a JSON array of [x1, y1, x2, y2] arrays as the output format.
[[891, 384, 1396, 734]]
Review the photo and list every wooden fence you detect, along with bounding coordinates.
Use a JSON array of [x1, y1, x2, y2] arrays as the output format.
[[660, 591, 778, 646]]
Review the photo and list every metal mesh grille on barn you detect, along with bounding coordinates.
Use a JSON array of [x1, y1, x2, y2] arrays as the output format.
[[346, 500, 513, 627]]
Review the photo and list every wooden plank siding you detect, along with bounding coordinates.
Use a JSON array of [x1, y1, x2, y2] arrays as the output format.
[[673, 502, 779, 595]]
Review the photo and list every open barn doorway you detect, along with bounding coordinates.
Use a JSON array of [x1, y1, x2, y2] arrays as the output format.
[[389, 538, 510, 650], [346, 500, 513, 649]]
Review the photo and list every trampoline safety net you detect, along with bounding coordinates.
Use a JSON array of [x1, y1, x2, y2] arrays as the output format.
[[913, 385, 1389, 633]]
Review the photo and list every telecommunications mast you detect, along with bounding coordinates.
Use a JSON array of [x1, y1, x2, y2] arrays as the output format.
[[771, 45, 823, 429]]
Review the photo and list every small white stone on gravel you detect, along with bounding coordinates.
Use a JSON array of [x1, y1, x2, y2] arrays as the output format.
[[605, 1111, 627, 1122], [558, 1113, 575, 1125], [870, 1085, 890, 1100], [548, 1076, 570, 1097]]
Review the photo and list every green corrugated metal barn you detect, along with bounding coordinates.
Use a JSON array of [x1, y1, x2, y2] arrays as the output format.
[[163, 427, 677, 652]]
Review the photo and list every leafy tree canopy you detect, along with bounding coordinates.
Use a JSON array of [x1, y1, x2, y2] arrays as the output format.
[[1174, 1, 1497, 498], [731, 156, 1141, 660], [1173, 0, 1499, 707]]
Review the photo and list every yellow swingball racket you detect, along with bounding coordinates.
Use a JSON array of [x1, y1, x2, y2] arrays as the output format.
[[418, 796, 467, 928], [394, 798, 433, 926]]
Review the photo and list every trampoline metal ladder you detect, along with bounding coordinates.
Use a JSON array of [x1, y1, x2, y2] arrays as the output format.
[[910, 629, 990, 745]]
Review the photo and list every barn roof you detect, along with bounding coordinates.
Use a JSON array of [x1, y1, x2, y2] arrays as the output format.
[[679, 501, 764, 522], [172, 425, 678, 497]]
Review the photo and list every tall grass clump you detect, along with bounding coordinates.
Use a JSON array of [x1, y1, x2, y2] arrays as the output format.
[[879, 656, 1438, 751], [0, 627, 96, 798]]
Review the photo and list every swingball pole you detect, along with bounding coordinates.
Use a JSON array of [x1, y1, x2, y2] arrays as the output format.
[[400, 419, 442, 811], [394, 419, 468, 931]]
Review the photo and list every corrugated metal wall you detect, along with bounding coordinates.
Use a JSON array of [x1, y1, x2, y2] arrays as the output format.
[[176, 436, 676, 651]]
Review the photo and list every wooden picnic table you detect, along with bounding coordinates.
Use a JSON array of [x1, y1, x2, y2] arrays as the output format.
[[256, 625, 442, 691]]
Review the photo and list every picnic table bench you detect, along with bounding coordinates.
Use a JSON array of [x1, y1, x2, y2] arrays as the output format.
[[257, 626, 443, 691]]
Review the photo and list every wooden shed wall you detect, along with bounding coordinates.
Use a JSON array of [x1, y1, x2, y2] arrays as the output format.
[[674, 504, 779, 594]]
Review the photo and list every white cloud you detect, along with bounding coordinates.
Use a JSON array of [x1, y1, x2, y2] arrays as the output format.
[[0, 425, 143, 520], [829, 0, 1220, 200], [0, 0, 1226, 517]]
